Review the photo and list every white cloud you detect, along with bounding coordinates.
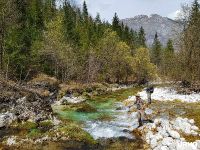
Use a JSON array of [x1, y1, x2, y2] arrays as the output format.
[[167, 10, 181, 19]]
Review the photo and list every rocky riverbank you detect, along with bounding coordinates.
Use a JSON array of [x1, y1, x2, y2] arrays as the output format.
[[131, 87, 200, 150], [0, 74, 140, 149]]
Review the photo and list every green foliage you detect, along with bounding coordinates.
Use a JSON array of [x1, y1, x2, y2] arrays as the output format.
[[133, 48, 157, 84], [138, 26, 146, 48], [1, 0, 156, 84], [174, 0, 200, 83], [59, 124, 96, 144], [18, 121, 37, 130], [97, 29, 133, 83], [28, 128, 42, 138], [160, 39, 175, 77], [151, 32, 162, 66]]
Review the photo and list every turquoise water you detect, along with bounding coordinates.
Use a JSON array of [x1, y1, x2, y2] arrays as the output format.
[[53, 99, 117, 122]]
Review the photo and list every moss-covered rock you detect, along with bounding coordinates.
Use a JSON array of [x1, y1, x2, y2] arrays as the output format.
[[76, 103, 97, 113], [18, 122, 37, 130], [58, 124, 96, 144]]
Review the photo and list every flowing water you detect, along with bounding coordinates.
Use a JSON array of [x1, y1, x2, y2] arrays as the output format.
[[54, 99, 139, 140]]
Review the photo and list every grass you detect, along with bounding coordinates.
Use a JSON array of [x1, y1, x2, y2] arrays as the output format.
[[28, 129, 42, 138], [90, 86, 143, 102], [58, 123, 96, 144], [18, 122, 37, 130]]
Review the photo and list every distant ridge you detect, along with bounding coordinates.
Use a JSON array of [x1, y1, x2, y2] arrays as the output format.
[[121, 14, 184, 47]]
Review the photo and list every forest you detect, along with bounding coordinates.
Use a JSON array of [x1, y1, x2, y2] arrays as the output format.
[[0, 0, 199, 85], [1, 0, 200, 150]]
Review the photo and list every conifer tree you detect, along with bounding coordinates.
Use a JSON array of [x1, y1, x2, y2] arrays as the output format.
[[161, 39, 175, 75], [138, 26, 146, 47], [35, 0, 45, 30], [83, 1, 88, 22], [166, 39, 174, 53], [151, 32, 162, 66], [112, 13, 121, 35], [63, 1, 76, 44]]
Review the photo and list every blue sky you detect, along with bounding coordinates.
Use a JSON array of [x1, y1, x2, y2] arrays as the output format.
[[73, 0, 194, 22]]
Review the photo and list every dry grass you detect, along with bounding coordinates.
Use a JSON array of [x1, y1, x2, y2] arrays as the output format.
[[28, 74, 58, 87]]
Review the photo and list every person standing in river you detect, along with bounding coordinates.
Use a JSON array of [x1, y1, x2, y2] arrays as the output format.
[[135, 95, 146, 127], [146, 85, 154, 104]]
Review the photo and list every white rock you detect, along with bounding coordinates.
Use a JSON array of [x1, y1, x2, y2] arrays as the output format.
[[167, 130, 180, 139], [159, 130, 169, 138], [196, 140, 200, 149], [191, 131, 198, 136], [160, 146, 169, 150], [0, 113, 16, 128], [162, 137, 174, 146], [154, 118, 160, 125], [180, 138, 185, 142], [154, 133, 163, 141], [168, 142, 177, 150], [60, 96, 85, 104], [150, 138, 158, 148], [52, 117, 61, 126], [189, 119, 195, 124], [191, 125, 199, 131], [7, 136, 16, 146]]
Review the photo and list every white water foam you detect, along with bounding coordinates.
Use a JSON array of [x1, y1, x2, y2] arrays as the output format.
[[138, 87, 200, 103], [83, 102, 138, 139]]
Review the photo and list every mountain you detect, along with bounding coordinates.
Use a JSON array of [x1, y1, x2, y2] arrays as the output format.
[[121, 14, 184, 47]]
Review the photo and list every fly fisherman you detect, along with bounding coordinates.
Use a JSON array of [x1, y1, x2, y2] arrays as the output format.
[[146, 85, 154, 104], [135, 94, 146, 127]]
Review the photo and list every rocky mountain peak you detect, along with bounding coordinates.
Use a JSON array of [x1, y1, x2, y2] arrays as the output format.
[[121, 14, 184, 47]]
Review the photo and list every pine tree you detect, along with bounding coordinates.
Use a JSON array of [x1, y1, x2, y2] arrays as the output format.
[[138, 26, 146, 47], [95, 13, 101, 24], [151, 32, 162, 66], [166, 39, 174, 53], [44, 0, 56, 22], [83, 1, 88, 22], [35, 0, 45, 30], [63, 1, 74, 40], [161, 39, 175, 76], [112, 13, 121, 35]]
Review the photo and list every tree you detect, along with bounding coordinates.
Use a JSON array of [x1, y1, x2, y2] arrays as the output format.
[[180, 0, 200, 82], [151, 32, 162, 66], [35, 0, 45, 30], [112, 13, 121, 35], [132, 48, 157, 84], [63, 0, 78, 45], [82, 1, 88, 22], [97, 29, 133, 83], [138, 26, 146, 47], [166, 39, 174, 53], [161, 39, 175, 76]]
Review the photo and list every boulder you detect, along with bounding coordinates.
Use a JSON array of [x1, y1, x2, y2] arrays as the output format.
[[197, 140, 200, 149], [167, 129, 180, 139], [189, 119, 195, 124], [150, 138, 158, 148], [191, 125, 199, 131], [60, 96, 85, 105], [0, 113, 16, 128], [160, 146, 169, 150], [7, 136, 16, 146], [161, 137, 174, 146]]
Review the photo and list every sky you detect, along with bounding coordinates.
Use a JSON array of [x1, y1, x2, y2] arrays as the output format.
[[73, 0, 195, 22]]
